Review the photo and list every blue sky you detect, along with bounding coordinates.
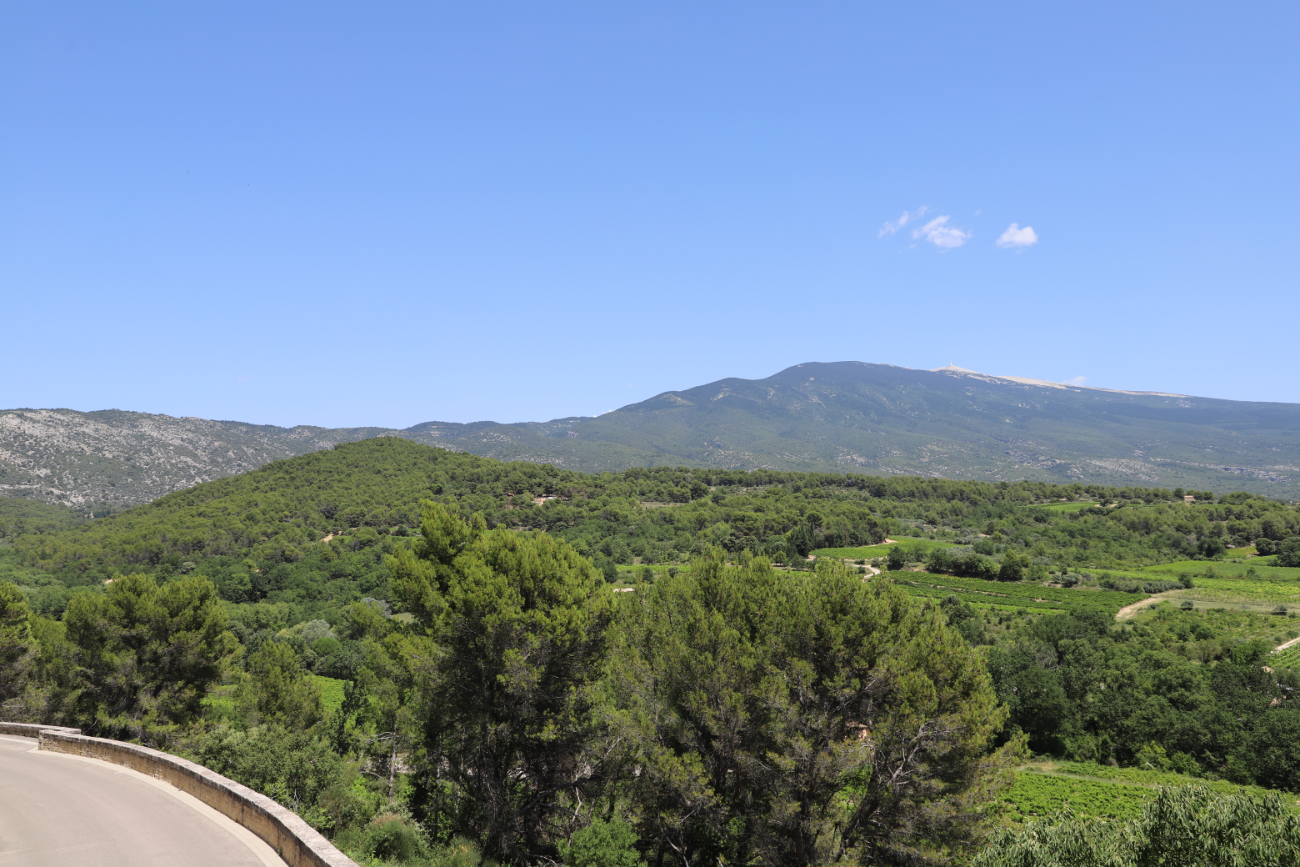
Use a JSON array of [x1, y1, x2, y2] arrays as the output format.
[[3, 2, 1296, 428]]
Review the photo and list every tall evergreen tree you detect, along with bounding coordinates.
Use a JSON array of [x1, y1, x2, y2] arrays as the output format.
[[62, 572, 238, 739], [388, 501, 614, 865], [608, 550, 1023, 866]]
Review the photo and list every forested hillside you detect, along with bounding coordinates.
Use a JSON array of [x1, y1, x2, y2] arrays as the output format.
[[5, 438, 1300, 865], [6, 363, 1299, 511]]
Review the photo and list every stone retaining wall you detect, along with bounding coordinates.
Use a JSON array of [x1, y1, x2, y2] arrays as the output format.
[[3, 724, 358, 867], [0, 721, 80, 737]]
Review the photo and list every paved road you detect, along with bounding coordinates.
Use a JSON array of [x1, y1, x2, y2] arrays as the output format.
[[0, 736, 286, 867]]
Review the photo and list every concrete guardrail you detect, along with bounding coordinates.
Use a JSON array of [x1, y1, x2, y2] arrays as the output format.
[[0, 722, 359, 867]]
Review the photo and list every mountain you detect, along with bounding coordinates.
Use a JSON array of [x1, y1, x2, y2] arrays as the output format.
[[0, 408, 402, 511], [3, 362, 1298, 508], [563, 362, 1300, 497]]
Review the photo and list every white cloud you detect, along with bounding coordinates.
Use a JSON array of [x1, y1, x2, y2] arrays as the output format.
[[912, 215, 971, 249], [879, 206, 929, 237], [997, 223, 1039, 249], [1065, 376, 1086, 386]]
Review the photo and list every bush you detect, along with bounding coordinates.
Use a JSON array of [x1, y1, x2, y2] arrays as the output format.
[[189, 726, 347, 830], [1143, 580, 1181, 595], [558, 818, 645, 867], [368, 813, 422, 862]]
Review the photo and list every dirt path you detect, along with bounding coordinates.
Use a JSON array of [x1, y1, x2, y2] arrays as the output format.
[[1115, 590, 1183, 620], [1276, 635, 1300, 653]]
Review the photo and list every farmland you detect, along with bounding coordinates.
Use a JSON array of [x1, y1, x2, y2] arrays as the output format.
[[1035, 502, 1096, 514], [1004, 762, 1300, 823], [1144, 559, 1300, 580], [888, 571, 1145, 616], [812, 537, 957, 560]]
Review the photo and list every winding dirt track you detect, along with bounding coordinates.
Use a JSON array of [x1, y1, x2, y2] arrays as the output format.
[[1114, 591, 1183, 620]]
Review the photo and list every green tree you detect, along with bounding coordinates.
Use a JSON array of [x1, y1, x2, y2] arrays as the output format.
[[608, 550, 1022, 866], [0, 582, 33, 713], [387, 501, 614, 865], [788, 520, 819, 558], [193, 725, 353, 832], [558, 818, 645, 867], [1197, 536, 1226, 559], [20, 614, 81, 724], [1276, 537, 1300, 568], [239, 640, 324, 730], [348, 600, 416, 803], [62, 573, 239, 738], [998, 551, 1029, 581]]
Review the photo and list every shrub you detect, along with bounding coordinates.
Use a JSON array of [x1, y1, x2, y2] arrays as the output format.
[[558, 818, 645, 867], [368, 813, 422, 862], [1143, 580, 1181, 595]]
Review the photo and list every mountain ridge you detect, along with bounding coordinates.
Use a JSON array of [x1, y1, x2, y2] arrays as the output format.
[[3, 361, 1297, 508]]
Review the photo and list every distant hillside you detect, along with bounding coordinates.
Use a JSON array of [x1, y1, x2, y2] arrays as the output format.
[[3, 363, 1298, 507], [0, 408, 406, 510]]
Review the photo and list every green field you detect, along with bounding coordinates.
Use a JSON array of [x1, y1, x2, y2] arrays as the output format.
[[1005, 762, 1300, 824], [1143, 559, 1300, 581], [1005, 771, 1150, 822], [1271, 643, 1300, 669], [1035, 502, 1096, 514], [1126, 604, 1298, 650], [892, 572, 1145, 616], [311, 675, 347, 715], [814, 538, 958, 559], [1178, 579, 1300, 606]]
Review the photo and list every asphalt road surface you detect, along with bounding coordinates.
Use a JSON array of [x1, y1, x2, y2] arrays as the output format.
[[0, 735, 287, 867]]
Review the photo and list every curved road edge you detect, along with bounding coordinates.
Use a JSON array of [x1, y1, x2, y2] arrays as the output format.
[[0, 722, 359, 867]]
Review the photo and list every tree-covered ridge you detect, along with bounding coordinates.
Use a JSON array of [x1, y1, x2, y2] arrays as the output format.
[[0, 497, 83, 538], [14, 438, 1299, 580]]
